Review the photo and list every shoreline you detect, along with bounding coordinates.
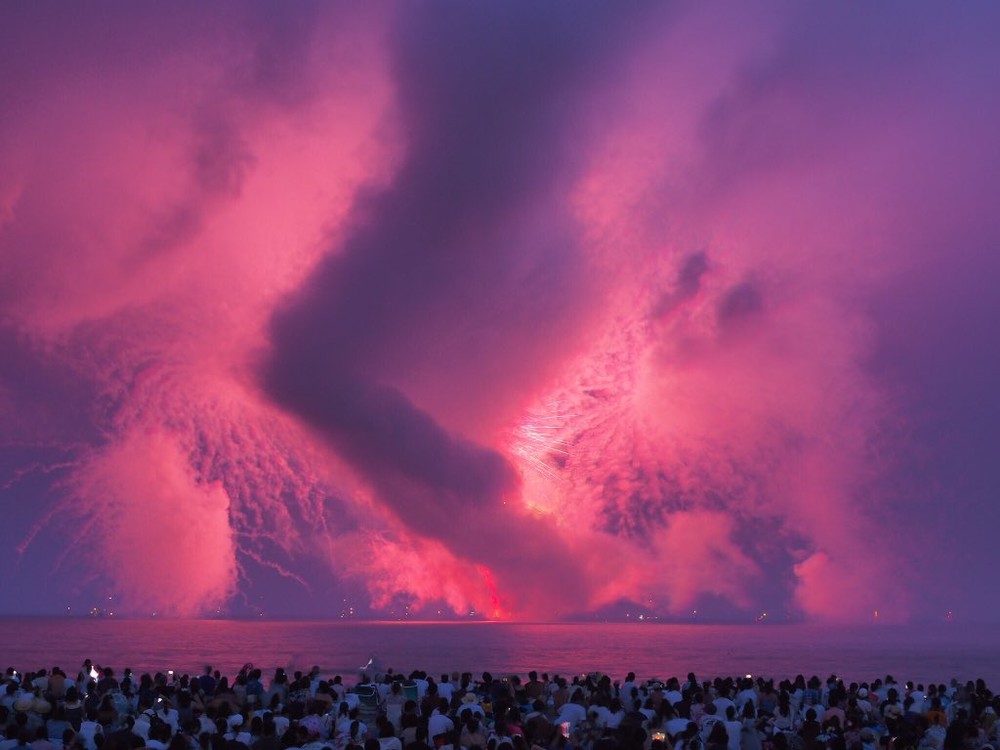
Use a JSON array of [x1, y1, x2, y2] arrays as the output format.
[[1, 619, 998, 689]]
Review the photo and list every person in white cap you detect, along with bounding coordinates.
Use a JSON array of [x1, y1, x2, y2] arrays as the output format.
[[457, 692, 485, 719]]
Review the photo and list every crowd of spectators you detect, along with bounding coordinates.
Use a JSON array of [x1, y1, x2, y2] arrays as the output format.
[[2, 662, 997, 750]]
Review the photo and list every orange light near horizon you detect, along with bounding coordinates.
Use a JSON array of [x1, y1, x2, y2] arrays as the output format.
[[477, 565, 506, 620]]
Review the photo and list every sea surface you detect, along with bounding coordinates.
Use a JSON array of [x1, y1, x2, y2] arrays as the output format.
[[1, 618, 998, 688]]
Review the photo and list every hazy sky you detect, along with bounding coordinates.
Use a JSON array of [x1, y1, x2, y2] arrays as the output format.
[[2, 2, 999, 622]]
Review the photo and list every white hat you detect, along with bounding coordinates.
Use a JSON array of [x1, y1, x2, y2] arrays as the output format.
[[461, 692, 479, 704]]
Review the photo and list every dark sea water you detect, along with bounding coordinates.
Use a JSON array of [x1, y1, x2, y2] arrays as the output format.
[[1, 619, 998, 688]]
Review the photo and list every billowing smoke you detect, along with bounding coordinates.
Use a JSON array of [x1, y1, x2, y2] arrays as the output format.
[[2, 2, 999, 621]]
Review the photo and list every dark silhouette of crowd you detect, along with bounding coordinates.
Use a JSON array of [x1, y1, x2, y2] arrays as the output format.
[[2, 663, 997, 750]]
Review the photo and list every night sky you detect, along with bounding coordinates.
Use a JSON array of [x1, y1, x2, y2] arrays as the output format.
[[2, 2, 999, 622]]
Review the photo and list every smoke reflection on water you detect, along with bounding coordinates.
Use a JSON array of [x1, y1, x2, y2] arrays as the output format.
[[3, 619, 998, 687]]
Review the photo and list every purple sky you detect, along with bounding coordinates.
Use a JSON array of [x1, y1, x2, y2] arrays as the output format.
[[1, 2, 999, 622]]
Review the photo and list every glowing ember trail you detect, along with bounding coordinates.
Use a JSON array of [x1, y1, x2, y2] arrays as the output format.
[[477, 566, 505, 621]]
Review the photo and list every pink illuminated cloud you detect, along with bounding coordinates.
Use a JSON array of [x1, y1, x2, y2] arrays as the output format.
[[2, 2, 999, 622], [70, 429, 237, 617]]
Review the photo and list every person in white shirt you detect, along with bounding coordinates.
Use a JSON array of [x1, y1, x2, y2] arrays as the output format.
[[428, 700, 455, 740], [557, 690, 588, 728], [722, 706, 741, 750], [412, 673, 429, 700], [0, 727, 25, 750], [620, 674, 639, 711], [735, 680, 758, 713], [376, 718, 402, 750], [437, 676, 454, 705], [664, 679, 684, 708], [713, 687, 736, 720], [77, 712, 103, 750], [700, 703, 723, 741], [457, 693, 485, 719], [151, 700, 179, 734]]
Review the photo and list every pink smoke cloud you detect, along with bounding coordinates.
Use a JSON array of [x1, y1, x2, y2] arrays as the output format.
[[1, 3, 404, 615], [70, 429, 237, 617], [2, 2, 999, 622]]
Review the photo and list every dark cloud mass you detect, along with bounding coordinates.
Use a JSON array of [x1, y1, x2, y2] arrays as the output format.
[[2, 2, 1000, 621], [264, 3, 646, 616]]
